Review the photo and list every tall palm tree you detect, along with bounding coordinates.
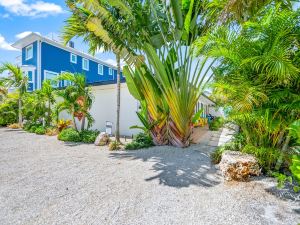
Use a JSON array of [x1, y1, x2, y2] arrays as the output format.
[[0, 63, 28, 126], [62, 4, 135, 142]]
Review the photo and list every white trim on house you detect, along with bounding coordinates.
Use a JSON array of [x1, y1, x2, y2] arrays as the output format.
[[82, 58, 89, 71], [98, 64, 103, 75], [44, 70, 59, 87], [108, 68, 113, 76], [25, 44, 33, 60], [70, 53, 77, 64], [37, 41, 42, 89]]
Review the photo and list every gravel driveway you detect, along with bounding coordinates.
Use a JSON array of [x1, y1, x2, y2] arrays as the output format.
[[0, 128, 299, 225]]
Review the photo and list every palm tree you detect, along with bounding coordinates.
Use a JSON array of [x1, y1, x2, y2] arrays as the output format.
[[40, 80, 55, 126], [195, 7, 300, 170], [0, 63, 28, 126], [57, 72, 94, 131], [62, 4, 137, 142]]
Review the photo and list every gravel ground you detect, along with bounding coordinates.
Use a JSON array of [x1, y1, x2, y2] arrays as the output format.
[[0, 128, 299, 225]]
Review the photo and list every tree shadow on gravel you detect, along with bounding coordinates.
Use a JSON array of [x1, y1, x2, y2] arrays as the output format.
[[109, 144, 221, 188]]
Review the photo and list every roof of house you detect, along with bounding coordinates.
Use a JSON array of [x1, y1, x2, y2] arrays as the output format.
[[12, 32, 118, 69]]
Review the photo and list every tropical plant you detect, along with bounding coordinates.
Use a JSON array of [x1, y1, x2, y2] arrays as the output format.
[[56, 72, 94, 131], [40, 80, 55, 126], [0, 93, 18, 126], [57, 119, 72, 132], [58, 128, 81, 142], [196, 7, 300, 172], [125, 132, 154, 150], [67, 0, 217, 147], [80, 129, 100, 143], [109, 141, 121, 151], [0, 63, 28, 126], [63, 2, 132, 143]]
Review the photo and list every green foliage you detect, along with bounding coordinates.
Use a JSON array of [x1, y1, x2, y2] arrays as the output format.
[[58, 128, 81, 142], [35, 126, 46, 135], [242, 145, 283, 173], [56, 73, 94, 131], [209, 117, 224, 131], [80, 130, 100, 143], [0, 93, 18, 126], [109, 141, 121, 151], [125, 133, 154, 150]]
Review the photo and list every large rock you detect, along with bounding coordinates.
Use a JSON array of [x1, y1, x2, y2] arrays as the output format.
[[94, 132, 110, 146], [219, 151, 260, 181]]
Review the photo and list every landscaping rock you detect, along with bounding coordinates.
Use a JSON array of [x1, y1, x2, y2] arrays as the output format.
[[94, 132, 110, 146], [219, 151, 260, 181]]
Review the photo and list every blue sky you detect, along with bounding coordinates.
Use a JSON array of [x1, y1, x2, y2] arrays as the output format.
[[0, 0, 116, 65]]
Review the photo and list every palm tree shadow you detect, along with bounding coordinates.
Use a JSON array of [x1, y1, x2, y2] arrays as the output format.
[[109, 144, 221, 188]]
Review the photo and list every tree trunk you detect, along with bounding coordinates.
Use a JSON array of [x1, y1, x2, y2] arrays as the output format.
[[47, 100, 51, 126], [115, 54, 121, 142], [81, 115, 86, 131], [18, 97, 22, 126], [72, 115, 78, 131]]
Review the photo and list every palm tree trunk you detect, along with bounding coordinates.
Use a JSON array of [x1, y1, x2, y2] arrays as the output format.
[[47, 100, 51, 126], [18, 97, 22, 126], [115, 53, 121, 142], [81, 115, 86, 131]]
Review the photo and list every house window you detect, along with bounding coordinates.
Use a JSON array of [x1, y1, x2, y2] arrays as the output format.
[[61, 71, 72, 87], [98, 64, 103, 75], [70, 53, 77, 64], [44, 70, 58, 87], [82, 58, 89, 71], [109, 68, 113, 76], [24, 70, 35, 91], [25, 45, 33, 60]]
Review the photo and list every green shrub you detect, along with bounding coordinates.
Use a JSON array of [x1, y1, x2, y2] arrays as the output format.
[[58, 128, 81, 142], [80, 130, 99, 143], [109, 141, 121, 151], [0, 94, 18, 126], [209, 117, 224, 131], [29, 125, 38, 133], [125, 133, 153, 150], [35, 126, 46, 135]]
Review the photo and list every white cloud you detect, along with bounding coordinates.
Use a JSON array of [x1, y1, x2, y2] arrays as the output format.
[[0, 0, 63, 17], [0, 34, 18, 51], [15, 31, 40, 39]]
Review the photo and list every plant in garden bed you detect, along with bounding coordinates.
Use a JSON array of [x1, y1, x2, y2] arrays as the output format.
[[34, 126, 46, 135], [7, 123, 22, 129], [0, 93, 18, 126], [209, 117, 224, 131], [109, 141, 121, 151], [58, 128, 81, 142], [80, 130, 100, 143], [125, 133, 154, 150]]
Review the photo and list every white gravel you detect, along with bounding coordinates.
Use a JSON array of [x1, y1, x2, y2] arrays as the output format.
[[0, 128, 299, 225]]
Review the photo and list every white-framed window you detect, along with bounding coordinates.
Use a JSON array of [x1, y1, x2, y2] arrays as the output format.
[[61, 71, 72, 87], [98, 64, 103, 75], [23, 70, 35, 91], [82, 58, 89, 71], [44, 70, 59, 87], [25, 45, 33, 60], [70, 53, 77, 64], [109, 68, 113, 76]]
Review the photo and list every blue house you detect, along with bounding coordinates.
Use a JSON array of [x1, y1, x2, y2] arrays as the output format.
[[12, 33, 124, 91]]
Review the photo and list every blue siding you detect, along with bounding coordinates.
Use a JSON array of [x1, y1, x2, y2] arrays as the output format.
[[22, 41, 38, 91], [40, 42, 124, 87]]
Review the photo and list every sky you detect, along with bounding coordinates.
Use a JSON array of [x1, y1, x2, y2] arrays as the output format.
[[0, 0, 116, 66]]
